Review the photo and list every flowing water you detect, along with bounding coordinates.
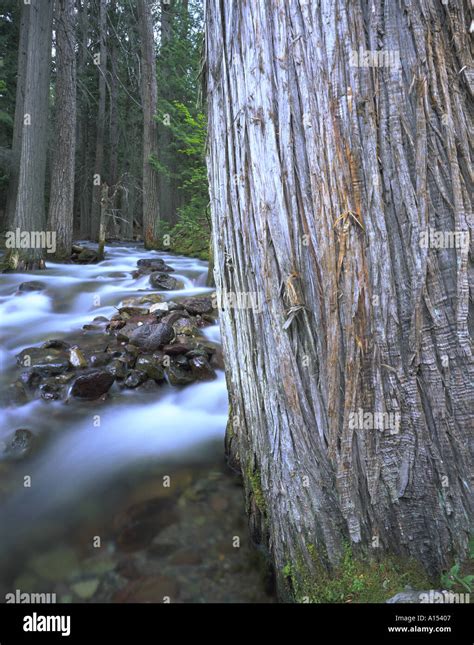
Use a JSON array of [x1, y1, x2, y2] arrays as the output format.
[[0, 243, 272, 603]]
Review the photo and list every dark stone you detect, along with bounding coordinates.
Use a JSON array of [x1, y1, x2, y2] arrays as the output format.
[[4, 429, 35, 459], [41, 339, 71, 350], [163, 343, 196, 356], [18, 281, 46, 292], [181, 296, 214, 315], [90, 352, 112, 367], [106, 359, 128, 379], [135, 355, 165, 381], [161, 311, 189, 326], [189, 356, 217, 381], [77, 248, 99, 264], [172, 317, 198, 336], [40, 383, 63, 400], [70, 370, 115, 400], [16, 347, 71, 377], [167, 363, 196, 386], [114, 498, 179, 553], [137, 258, 175, 272], [124, 370, 148, 388], [118, 306, 150, 318], [129, 323, 174, 351], [149, 272, 179, 291]]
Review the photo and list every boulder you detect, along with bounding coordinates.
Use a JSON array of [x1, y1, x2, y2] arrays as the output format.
[[167, 362, 196, 386], [181, 296, 214, 315], [4, 428, 35, 459], [189, 356, 217, 381], [16, 347, 71, 377], [135, 355, 165, 381], [106, 359, 128, 380], [70, 370, 115, 399], [69, 346, 88, 368], [137, 257, 175, 272], [18, 281, 46, 292], [124, 370, 148, 388], [172, 317, 198, 336], [129, 322, 174, 351], [77, 248, 99, 264], [149, 272, 179, 291]]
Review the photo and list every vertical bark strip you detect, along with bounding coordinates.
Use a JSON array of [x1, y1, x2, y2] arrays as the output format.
[[47, 0, 77, 259], [90, 0, 107, 241], [137, 0, 161, 248], [205, 0, 473, 595], [8, 0, 53, 269], [5, 1, 30, 231]]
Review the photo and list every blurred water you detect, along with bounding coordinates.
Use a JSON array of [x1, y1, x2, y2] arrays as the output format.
[[0, 243, 226, 558]]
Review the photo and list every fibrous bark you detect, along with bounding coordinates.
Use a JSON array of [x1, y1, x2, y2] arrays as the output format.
[[47, 0, 77, 259], [137, 0, 161, 248], [205, 0, 473, 597]]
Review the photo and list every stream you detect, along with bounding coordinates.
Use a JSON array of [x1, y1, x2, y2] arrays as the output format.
[[0, 243, 272, 603]]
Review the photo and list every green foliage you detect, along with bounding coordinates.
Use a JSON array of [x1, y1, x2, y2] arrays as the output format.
[[282, 542, 432, 604], [441, 540, 474, 593]]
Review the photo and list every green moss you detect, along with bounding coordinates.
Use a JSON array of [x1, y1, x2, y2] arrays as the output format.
[[246, 465, 266, 514], [282, 542, 432, 603]]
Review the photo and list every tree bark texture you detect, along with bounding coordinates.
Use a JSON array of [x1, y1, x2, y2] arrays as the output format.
[[47, 0, 77, 259], [205, 0, 473, 597], [138, 0, 161, 248], [8, 0, 53, 269]]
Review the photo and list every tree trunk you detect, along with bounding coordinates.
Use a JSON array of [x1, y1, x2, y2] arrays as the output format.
[[77, 0, 91, 240], [4, 1, 30, 233], [137, 0, 160, 248], [7, 0, 53, 270], [205, 0, 473, 598], [47, 0, 77, 260], [158, 0, 173, 224], [89, 0, 107, 241]]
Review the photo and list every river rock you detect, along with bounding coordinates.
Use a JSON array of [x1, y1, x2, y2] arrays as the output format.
[[76, 248, 99, 264], [135, 355, 165, 381], [70, 370, 115, 399], [17, 281, 46, 292], [40, 382, 63, 400], [4, 429, 35, 459], [106, 359, 128, 380], [129, 322, 174, 351], [69, 346, 88, 368], [16, 347, 71, 376], [161, 311, 189, 326], [181, 296, 215, 315], [114, 498, 179, 553], [41, 339, 71, 350], [90, 352, 112, 367], [149, 272, 179, 290], [137, 258, 175, 272], [163, 342, 196, 355], [118, 306, 150, 318], [167, 362, 196, 386], [124, 370, 148, 388], [172, 317, 198, 336], [189, 356, 217, 381], [149, 302, 169, 314]]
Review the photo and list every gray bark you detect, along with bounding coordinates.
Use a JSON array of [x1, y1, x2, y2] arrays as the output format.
[[89, 0, 107, 241], [205, 0, 473, 598], [47, 0, 77, 259], [4, 2, 30, 232], [137, 0, 160, 248], [7, 0, 53, 270]]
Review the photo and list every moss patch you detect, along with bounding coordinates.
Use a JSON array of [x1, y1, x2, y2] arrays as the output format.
[[282, 542, 432, 603]]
